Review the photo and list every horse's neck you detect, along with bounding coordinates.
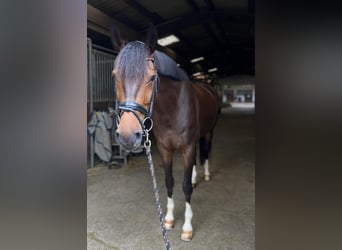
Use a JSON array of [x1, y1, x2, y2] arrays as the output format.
[[153, 78, 196, 130]]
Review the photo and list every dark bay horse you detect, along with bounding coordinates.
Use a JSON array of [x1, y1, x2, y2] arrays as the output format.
[[111, 25, 219, 241]]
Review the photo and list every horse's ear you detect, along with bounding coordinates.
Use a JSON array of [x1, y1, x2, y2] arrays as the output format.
[[145, 23, 158, 53], [110, 25, 126, 52]]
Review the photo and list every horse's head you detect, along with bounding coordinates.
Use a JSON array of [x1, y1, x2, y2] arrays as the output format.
[[111, 25, 158, 151]]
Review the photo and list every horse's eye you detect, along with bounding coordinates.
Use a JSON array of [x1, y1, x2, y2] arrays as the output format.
[[147, 75, 155, 85]]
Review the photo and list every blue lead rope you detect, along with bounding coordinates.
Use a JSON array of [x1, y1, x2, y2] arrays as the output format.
[[144, 134, 171, 250]]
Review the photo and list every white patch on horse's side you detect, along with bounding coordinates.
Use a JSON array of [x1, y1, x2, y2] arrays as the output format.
[[165, 197, 174, 222], [203, 159, 210, 181], [191, 165, 197, 185], [182, 202, 193, 232]]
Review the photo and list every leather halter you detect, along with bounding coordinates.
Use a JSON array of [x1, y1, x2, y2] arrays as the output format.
[[115, 46, 159, 132]]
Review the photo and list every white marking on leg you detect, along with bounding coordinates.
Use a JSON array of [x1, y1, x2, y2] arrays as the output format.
[[191, 165, 197, 185], [203, 159, 210, 181], [182, 202, 193, 232], [164, 197, 174, 229]]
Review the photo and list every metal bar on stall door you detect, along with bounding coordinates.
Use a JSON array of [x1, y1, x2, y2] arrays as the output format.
[[87, 38, 94, 168]]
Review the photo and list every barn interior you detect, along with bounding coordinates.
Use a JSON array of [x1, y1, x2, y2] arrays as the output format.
[[87, 0, 255, 111], [87, 1, 255, 249]]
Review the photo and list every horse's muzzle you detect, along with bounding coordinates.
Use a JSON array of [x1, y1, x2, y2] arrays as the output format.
[[115, 130, 143, 151]]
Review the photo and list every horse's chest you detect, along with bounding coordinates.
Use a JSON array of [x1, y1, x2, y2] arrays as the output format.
[[153, 128, 187, 149]]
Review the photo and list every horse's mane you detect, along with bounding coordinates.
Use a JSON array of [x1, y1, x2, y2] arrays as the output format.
[[154, 50, 189, 81]]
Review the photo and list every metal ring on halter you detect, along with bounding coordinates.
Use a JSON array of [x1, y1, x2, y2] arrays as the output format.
[[143, 117, 153, 132]]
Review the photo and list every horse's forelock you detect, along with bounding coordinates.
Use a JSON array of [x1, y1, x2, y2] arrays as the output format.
[[115, 41, 149, 83]]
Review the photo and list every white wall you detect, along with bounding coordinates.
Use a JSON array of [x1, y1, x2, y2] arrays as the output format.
[[217, 75, 255, 103]]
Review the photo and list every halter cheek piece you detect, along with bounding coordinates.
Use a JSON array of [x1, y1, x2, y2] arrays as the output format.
[[115, 54, 159, 134]]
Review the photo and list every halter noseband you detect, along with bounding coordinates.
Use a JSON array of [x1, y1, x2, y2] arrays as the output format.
[[115, 48, 159, 132]]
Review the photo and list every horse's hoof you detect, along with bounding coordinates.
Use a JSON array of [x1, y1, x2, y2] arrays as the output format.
[[204, 174, 210, 181], [181, 230, 193, 241], [192, 183, 196, 188], [164, 219, 174, 230]]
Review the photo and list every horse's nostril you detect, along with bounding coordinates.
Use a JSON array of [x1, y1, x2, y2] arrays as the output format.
[[115, 131, 122, 143], [135, 132, 142, 141]]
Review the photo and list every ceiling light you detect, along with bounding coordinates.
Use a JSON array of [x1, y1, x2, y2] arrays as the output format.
[[192, 72, 203, 77], [208, 67, 218, 72], [157, 35, 180, 46], [190, 57, 205, 63]]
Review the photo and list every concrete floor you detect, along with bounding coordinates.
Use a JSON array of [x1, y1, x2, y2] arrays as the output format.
[[87, 106, 255, 250]]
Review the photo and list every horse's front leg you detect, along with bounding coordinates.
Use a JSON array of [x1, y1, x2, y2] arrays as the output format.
[[181, 145, 195, 241], [158, 145, 175, 230]]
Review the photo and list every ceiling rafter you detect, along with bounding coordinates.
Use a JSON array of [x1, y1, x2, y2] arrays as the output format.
[[87, 3, 192, 71], [87, 4, 139, 39], [87, 0, 255, 77], [122, 0, 199, 61], [203, 0, 232, 47], [185, 0, 221, 47], [149, 10, 249, 37], [183, 0, 230, 71], [123, 0, 163, 23]]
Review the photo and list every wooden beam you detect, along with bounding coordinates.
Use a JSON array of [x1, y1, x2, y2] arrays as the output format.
[[123, 0, 163, 23], [87, 4, 139, 40], [87, 4, 191, 72]]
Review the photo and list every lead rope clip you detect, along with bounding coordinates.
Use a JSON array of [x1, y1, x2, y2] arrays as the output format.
[[144, 129, 151, 148]]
